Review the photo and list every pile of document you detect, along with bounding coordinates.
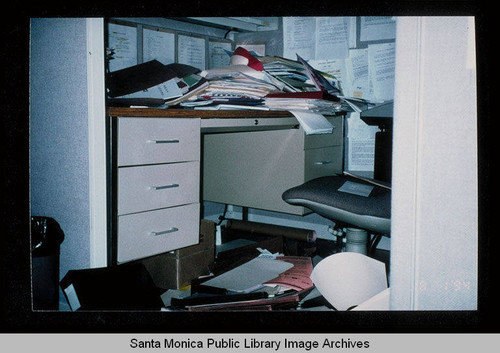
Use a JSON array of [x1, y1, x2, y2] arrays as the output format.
[[106, 60, 209, 107], [179, 64, 283, 110], [105, 49, 380, 135], [180, 48, 347, 114], [167, 253, 314, 311]]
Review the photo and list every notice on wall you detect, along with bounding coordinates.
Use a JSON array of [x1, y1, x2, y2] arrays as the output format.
[[368, 43, 395, 102], [108, 22, 137, 72], [178, 34, 206, 71], [345, 48, 374, 100], [315, 17, 349, 60], [346, 112, 378, 173], [283, 17, 316, 60], [209, 40, 232, 69], [360, 16, 396, 42], [143, 28, 175, 65], [283, 17, 350, 61]]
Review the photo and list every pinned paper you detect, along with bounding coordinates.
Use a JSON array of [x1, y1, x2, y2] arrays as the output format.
[[310, 252, 387, 310]]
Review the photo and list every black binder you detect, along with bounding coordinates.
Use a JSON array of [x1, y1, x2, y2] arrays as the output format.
[[106, 60, 200, 98], [60, 262, 164, 311]]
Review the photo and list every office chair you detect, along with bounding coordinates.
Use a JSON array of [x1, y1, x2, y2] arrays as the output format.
[[282, 174, 391, 253]]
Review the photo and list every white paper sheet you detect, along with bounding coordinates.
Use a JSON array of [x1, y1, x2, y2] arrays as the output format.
[[283, 17, 351, 61], [143, 28, 175, 65], [108, 22, 137, 72], [203, 257, 294, 293], [310, 252, 387, 311], [368, 43, 395, 102], [178, 35, 206, 71], [346, 112, 378, 172], [209, 40, 232, 69], [352, 288, 390, 310], [315, 17, 349, 60], [345, 48, 374, 100], [283, 17, 316, 60], [360, 17, 396, 42], [289, 110, 334, 135], [338, 180, 374, 197]]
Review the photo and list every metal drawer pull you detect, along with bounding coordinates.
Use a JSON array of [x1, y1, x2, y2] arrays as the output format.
[[315, 160, 333, 165], [150, 183, 179, 190], [151, 227, 179, 236], [148, 139, 180, 144]]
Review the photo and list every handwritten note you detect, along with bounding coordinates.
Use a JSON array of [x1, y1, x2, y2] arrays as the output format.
[[108, 22, 137, 72], [178, 35, 206, 71], [143, 28, 175, 65]]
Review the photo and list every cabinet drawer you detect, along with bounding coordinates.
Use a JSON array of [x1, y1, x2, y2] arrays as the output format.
[[304, 115, 344, 149], [117, 203, 200, 263], [118, 161, 200, 215], [118, 117, 200, 166], [305, 146, 343, 181]]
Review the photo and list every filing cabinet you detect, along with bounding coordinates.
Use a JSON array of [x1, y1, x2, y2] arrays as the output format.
[[108, 117, 201, 264], [203, 115, 344, 215]]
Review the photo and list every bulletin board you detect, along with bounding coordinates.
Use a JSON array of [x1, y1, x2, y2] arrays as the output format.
[[106, 19, 235, 73]]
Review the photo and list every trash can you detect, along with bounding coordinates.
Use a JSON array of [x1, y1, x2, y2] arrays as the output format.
[[31, 216, 65, 310]]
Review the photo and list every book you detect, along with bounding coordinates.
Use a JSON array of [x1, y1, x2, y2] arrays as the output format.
[[265, 90, 339, 101]]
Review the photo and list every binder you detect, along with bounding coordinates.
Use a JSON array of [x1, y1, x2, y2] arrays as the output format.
[[60, 263, 164, 311], [106, 60, 200, 98]]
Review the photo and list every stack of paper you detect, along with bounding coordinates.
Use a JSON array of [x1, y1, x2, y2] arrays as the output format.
[[200, 65, 282, 98], [167, 254, 315, 311], [202, 256, 294, 293], [260, 56, 313, 92]]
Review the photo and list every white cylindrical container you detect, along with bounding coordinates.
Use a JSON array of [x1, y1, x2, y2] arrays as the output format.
[[345, 228, 368, 255]]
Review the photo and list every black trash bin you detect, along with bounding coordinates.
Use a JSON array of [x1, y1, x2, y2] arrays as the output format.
[[31, 216, 65, 310]]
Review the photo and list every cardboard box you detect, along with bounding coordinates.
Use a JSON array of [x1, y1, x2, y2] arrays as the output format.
[[169, 219, 215, 258], [140, 220, 215, 289]]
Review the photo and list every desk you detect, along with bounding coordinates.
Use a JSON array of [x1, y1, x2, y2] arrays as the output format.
[[107, 108, 344, 265]]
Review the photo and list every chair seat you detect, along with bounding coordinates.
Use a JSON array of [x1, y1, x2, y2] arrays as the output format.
[[282, 175, 391, 234]]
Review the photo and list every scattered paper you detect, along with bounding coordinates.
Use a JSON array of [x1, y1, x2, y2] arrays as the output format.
[[203, 257, 294, 293], [161, 288, 191, 307], [338, 180, 374, 197], [289, 109, 334, 135], [310, 252, 387, 310]]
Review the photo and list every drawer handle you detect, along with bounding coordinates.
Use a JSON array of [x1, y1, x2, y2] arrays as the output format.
[[151, 227, 179, 236], [148, 139, 180, 144], [315, 160, 333, 165], [150, 183, 179, 190]]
